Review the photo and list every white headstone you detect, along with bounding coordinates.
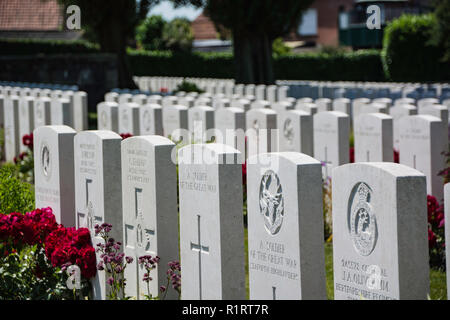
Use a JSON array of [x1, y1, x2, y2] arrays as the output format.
[[97, 102, 119, 132], [162, 104, 188, 141], [278, 110, 313, 156], [399, 115, 446, 200], [118, 93, 133, 105], [214, 107, 245, 155], [34, 125, 76, 226], [188, 106, 215, 143], [389, 104, 417, 151], [315, 98, 333, 112], [247, 152, 326, 300], [246, 109, 278, 158], [354, 113, 393, 162], [178, 143, 245, 299], [34, 97, 52, 129], [105, 92, 119, 103], [75, 130, 123, 300], [333, 98, 351, 115], [118, 103, 140, 135], [122, 136, 178, 300], [313, 111, 350, 180], [4, 96, 20, 162], [18, 96, 35, 153], [73, 91, 88, 131], [333, 163, 429, 300], [140, 104, 163, 136], [296, 103, 318, 116], [51, 98, 73, 127], [444, 183, 450, 299]]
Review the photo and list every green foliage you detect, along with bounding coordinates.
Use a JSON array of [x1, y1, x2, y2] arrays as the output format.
[[162, 18, 194, 53], [136, 15, 167, 51], [173, 80, 204, 93], [0, 38, 99, 55], [382, 14, 450, 82], [0, 246, 82, 300], [129, 49, 386, 81], [0, 165, 35, 214], [272, 38, 291, 57], [431, 0, 450, 62], [274, 50, 386, 81]]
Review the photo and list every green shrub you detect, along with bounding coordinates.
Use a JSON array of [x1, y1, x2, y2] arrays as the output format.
[[0, 38, 99, 55], [173, 80, 205, 94], [382, 14, 450, 82], [162, 18, 194, 53], [272, 38, 291, 57], [0, 164, 35, 214], [136, 15, 167, 51]]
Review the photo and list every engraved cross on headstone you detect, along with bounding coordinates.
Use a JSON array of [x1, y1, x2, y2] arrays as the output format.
[[190, 214, 210, 300], [125, 188, 156, 296], [77, 178, 103, 235]]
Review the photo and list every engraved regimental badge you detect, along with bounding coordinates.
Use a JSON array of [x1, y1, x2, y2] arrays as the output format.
[[40, 142, 52, 180], [259, 170, 284, 235], [349, 182, 378, 256]]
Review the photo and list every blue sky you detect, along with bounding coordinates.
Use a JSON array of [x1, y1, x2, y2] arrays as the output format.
[[150, 1, 203, 21]]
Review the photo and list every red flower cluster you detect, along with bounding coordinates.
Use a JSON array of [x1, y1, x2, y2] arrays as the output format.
[[0, 207, 97, 279], [427, 195, 445, 249], [160, 87, 168, 93], [45, 227, 97, 279], [393, 149, 399, 164], [13, 152, 29, 164], [0, 208, 57, 246], [120, 133, 133, 140], [22, 133, 33, 150], [349, 147, 355, 163]]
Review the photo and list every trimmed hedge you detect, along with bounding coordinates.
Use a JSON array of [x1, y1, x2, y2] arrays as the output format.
[[274, 50, 385, 81], [128, 49, 386, 81], [382, 14, 450, 82], [0, 38, 99, 55]]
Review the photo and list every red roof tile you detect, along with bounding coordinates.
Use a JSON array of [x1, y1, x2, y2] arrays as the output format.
[[191, 13, 218, 40], [0, 0, 64, 31]]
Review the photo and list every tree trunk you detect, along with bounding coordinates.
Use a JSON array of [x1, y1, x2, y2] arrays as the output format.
[[233, 31, 275, 85], [233, 32, 254, 84], [97, 19, 137, 89]]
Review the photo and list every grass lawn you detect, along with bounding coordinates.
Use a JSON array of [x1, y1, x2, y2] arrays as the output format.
[[244, 227, 447, 300]]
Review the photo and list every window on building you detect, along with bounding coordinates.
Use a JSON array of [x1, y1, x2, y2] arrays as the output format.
[[298, 8, 318, 36]]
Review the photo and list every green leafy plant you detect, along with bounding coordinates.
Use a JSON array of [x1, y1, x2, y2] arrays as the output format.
[[136, 15, 167, 51], [382, 14, 450, 82], [272, 37, 291, 57], [0, 165, 35, 214], [162, 18, 194, 53], [173, 80, 204, 94]]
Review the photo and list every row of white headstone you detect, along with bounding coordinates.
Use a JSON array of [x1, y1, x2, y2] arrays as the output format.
[[33, 125, 449, 300], [98, 92, 448, 201], [0, 85, 88, 162], [134, 76, 288, 100]]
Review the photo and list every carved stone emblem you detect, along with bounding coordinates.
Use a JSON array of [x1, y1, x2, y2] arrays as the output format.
[[259, 170, 284, 235]]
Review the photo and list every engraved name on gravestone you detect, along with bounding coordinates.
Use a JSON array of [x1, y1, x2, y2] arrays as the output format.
[[354, 113, 393, 162], [34, 97, 52, 129], [75, 131, 123, 300], [139, 104, 163, 136], [399, 115, 446, 201], [122, 136, 178, 300], [389, 104, 417, 151], [313, 111, 349, 180], [214, 107, 245, 156], [278, 110, 313, 156], [333, 163, 429, 300], [118, 103, 140, 135], [162, 105, 188, 141], [34, 126, 76, 226], [97, 102, 119, 132], [178, 144, 245, 300], [246, 109, 278, 159], [247, 152, 326, 300]]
